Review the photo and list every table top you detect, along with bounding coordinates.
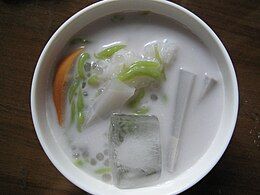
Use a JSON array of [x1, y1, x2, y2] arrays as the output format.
[[0, 0, 259, 194]]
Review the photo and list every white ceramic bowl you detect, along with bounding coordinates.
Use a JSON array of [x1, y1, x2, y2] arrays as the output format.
[[31, 0, 238, 194]]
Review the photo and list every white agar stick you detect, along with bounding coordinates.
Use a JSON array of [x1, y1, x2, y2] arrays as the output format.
[[167, 68, 196, 172], [198, 73, 217, 102]]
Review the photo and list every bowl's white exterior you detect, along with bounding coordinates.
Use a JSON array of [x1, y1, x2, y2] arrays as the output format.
[[31, 0, 238, 194]]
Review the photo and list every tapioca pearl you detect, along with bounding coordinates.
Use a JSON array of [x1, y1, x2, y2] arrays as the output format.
[[95, 66, 104, 74], [104, 159, 109, 166], [84, 62, 91, 72], [86, 72, 91, 77], [90, 158, 97, 166], [82, 81, 86, 89], [150, 94, 158, 101], [97, 88, 104, 96], [82, 151, 89, 158], [96, 153, 104, 161], [73, 153, 80, 159], [91, 61, 97, 69]]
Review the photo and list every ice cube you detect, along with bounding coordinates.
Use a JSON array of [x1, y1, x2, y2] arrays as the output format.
[[109, 114, 162, 189]]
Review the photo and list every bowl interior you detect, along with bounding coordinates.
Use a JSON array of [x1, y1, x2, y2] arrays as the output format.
[[31, 0, 238, 194]]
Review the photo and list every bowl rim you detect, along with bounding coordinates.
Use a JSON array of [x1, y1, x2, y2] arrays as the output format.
[[31, 0, 239, 194]]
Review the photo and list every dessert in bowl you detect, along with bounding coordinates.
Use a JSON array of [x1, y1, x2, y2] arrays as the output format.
[[31, 0, 238, 194]]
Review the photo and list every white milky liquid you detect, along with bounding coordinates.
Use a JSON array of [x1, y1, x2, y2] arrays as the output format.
[[46, 12, 224, 185]]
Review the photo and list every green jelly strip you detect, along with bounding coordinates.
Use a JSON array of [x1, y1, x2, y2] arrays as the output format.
[[77, 88, 84, 111], [95, 44, 126, 60], [128, 88, 145, 108], [78, 52, 90, 79], [77, 112, 85, 132], [70, 100, 76, 125], [117, 61, 163, 82], [153, 46, 167, 80], [76, 89, 85, 131], [135, 106, 150, 115], [68, 79, 80, 102], [128, 61, 161, 69], [88, 75, 100, 87], [154, 45, 163, 64], [161, 67, 166, 81], [74, 159, 85, 167], [95, 167, 111, 174]]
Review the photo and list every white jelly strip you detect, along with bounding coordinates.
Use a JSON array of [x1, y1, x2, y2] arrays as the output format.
[[198, 73, 217, 102], [167, 68, 196, 172]]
